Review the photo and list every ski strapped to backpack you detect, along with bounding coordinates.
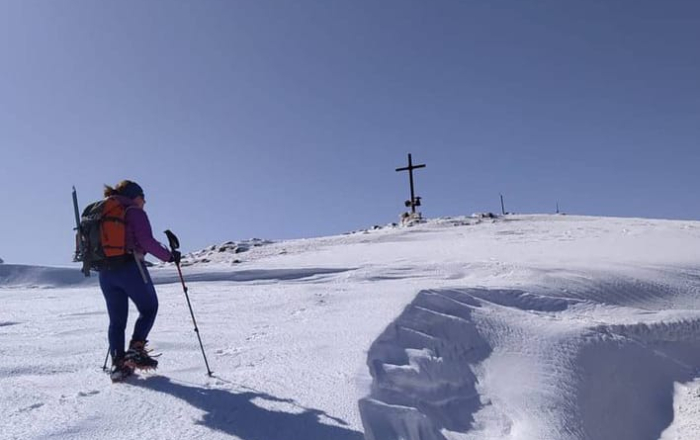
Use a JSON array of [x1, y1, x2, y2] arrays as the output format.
[[73, 187, 134, 276]]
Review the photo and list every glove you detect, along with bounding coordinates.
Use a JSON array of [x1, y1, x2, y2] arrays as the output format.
[[169, 250, 182, 264]]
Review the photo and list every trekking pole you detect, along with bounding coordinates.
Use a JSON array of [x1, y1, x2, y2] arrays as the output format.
[[164, 230, 213, 377], [102, 347, 110, 371]]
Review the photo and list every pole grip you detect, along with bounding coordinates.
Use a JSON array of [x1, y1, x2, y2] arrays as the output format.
[[164, 229, 180, 250]]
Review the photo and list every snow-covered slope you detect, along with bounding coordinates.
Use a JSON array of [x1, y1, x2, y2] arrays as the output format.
[[2, 214, 700, 440], [0, 264, 95, 288], [172, 238, 276, 267]]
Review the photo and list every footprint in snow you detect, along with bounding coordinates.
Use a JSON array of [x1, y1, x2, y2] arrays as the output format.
[[19, 403, 44, 413], [215, 347, 242, 357], [77, 390, 100, 398]]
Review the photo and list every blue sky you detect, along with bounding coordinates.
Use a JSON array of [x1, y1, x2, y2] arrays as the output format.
[[1, 1, 699, 266]]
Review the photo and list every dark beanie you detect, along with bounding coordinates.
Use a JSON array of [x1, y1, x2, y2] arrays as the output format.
[[120, 181, 145, 200]]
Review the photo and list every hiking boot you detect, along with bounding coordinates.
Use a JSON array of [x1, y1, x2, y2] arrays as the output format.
[[110, 357, 134, 382], [124, 340, 159, 370]]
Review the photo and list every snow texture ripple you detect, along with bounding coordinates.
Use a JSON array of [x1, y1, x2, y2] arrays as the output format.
[[360, 267, 700, 438]]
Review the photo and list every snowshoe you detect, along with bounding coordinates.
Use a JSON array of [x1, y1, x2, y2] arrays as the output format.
[[124, 340, 159, 371], [110, 358, 135, 382]]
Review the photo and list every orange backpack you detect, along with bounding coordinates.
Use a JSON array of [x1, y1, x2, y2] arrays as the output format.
[[77, 197, 132, 275]]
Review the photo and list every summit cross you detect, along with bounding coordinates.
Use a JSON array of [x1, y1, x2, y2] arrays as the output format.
[[395, 153, 426, 214]]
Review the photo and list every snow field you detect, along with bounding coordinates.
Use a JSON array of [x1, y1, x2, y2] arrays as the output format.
[[2, 214, 700, 440]]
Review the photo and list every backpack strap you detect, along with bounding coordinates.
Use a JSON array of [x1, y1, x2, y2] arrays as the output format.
[[121, 205, 150, 284]]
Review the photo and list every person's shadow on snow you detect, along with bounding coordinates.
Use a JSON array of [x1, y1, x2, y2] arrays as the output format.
[[133, 376, 364, 440]]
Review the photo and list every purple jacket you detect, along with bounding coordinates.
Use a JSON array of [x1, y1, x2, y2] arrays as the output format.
[[114, 196, 172, 262]]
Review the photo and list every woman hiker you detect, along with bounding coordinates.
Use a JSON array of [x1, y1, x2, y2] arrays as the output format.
[[99, 180, 181, 381]]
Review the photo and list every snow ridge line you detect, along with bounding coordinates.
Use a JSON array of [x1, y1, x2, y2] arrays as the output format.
[[359, 277, 700, 440], [359, 288, 491, 440]]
